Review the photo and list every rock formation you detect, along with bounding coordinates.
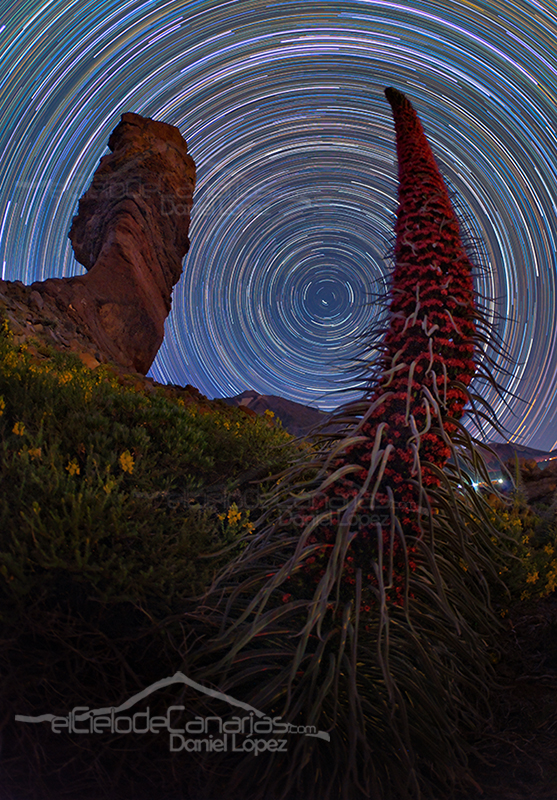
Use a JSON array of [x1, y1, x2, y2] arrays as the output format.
[[0, 112, 195, 374]]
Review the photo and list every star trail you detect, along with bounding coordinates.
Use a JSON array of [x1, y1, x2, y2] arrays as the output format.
[[1, 0, 557, 449]]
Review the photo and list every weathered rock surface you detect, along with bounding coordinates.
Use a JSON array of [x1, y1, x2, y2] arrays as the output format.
[[1, 112, 195, 373]]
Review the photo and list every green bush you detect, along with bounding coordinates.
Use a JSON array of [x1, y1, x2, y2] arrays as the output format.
[[0, 318, 300, 799], [485, 489, 557, 608]]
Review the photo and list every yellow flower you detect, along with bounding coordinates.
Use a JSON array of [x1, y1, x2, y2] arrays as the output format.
[[27, 447, 42, 460], [544, 544, 555, 556], [546, 567, 557, 594], [12, 422, 25, 436], [264, 409, 275, 418], [526, 571, 539, 584], [66, 459, 80, 476], [227, 503, 241, 525], [119, 450, 134, 474], [0, 396, 5, 416], [3, 352, 18, 370]]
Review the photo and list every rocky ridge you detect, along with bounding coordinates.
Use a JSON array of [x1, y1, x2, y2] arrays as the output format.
[[222, 389, 334, 437]]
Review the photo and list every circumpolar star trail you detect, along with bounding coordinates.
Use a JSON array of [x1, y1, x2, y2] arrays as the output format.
[[1, 0, 557, 450]]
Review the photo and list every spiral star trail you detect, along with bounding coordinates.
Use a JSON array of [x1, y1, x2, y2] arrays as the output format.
[[1, 0, 557, 449]]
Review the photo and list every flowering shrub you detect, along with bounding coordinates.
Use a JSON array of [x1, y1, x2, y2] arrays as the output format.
[[486, 491, 557, 606], [0, 318, 297, 606], [0, 313, 304, 798]]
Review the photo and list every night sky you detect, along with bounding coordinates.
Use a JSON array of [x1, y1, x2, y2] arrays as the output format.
[[1, 0, 557, 450]]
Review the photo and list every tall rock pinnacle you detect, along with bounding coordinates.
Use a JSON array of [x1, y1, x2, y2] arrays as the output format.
[[34, 112, 196, 373]]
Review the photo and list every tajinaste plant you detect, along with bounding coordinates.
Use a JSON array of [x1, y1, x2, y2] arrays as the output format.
[[190, 88, 510, 800]]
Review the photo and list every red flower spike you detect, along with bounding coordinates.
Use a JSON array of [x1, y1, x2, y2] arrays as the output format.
[[298, 88, 478, 611]]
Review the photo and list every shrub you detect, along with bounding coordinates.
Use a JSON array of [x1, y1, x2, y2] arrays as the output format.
[[0, 318, 299, 799], [487, 489, 557, 607]]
